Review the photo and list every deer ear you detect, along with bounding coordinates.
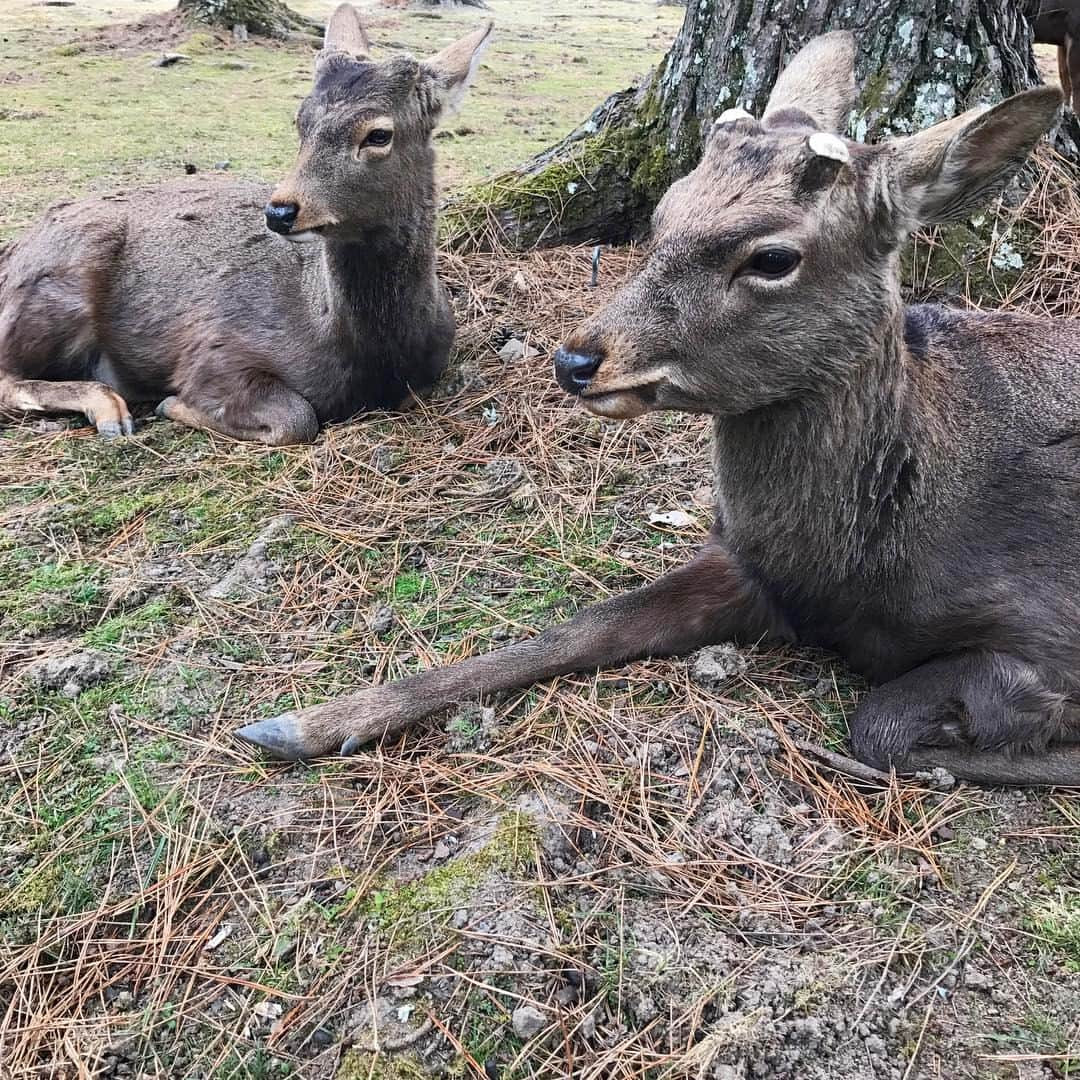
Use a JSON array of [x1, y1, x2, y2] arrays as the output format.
[[320, 3, 370, 62], [762, 31, 856, 134], [420, 22, 493, 121], [886, 86, 1061, 229]]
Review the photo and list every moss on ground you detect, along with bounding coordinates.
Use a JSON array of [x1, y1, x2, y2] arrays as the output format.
[[360, 810, 539, 945]]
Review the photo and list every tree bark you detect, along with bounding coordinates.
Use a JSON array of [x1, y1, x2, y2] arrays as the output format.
[[177, 0, 322, 38], [444, 0, 1077, 251]]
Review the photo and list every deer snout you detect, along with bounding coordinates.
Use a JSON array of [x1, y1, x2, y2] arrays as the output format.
[[554, 347, 602, 395], [264, 202, 300, 235]]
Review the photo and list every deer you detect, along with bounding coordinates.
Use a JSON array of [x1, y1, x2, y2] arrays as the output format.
[[1032, 1, 1080, 113], [0, 6, 491, 445], [236, 32, 1080, 787]]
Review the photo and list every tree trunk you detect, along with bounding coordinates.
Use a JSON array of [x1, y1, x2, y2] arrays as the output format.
[[177, 0, 322, 38], [444, 0, 1077, 251]]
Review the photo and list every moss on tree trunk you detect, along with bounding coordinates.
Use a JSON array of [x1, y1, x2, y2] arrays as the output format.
[[444, 0, 1078, 256], [177, 0, 321, 38]]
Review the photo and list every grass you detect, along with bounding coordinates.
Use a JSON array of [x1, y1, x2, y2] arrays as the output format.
[[1026, 892, 1080, 973]]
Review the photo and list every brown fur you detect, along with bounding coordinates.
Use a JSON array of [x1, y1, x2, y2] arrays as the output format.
[[1033, 1, 1080, 112], [237, 33, 1080, 787], [0, 6, 492, 444]]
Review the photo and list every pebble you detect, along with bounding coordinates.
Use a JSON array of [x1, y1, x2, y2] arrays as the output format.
[[498, 338, 541, 363], [511, 1004, 548, 1040]]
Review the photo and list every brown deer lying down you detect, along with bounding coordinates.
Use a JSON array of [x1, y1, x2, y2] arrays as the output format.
[[0, 6, 491, 444], [1033, 1, 1080, 113], [238, 33, 1080, 787]]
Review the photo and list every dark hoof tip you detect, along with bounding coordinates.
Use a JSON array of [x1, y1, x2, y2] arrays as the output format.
[[156, 396, 177, 419], [340, 734, 363, 757], [235, 713, 309, 760]]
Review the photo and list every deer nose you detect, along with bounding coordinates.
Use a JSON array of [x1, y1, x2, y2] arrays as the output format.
[[264, 202, 299, 234], [554, 347, 602, 395]]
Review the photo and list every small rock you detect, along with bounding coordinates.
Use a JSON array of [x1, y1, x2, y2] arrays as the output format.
[[272, 935, 297, 963], [204, 923, 233, 951], [153, 52, 191, 68], [497, 338, 540, 363], [648, 509, 695, 529], [367, 605, 396, 635], [23, 650, 112, 699], [689, 643, 749, 691], [214, 160, 231, 170], [432, 841, 451, 861], [511, 1004, 548, 1040], [916, 766, 957, 790], [370, 444, 396, 474], [629, 990, 658, 1023], [491, 944, 514, 968], [963, 965, 993, 991]]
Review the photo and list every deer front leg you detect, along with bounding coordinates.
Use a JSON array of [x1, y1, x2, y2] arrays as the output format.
[[1066, 34, 1080, 114], [0, 377, 135, 436], [236, 539, 787, 760], [850, 651, 1080, 786]]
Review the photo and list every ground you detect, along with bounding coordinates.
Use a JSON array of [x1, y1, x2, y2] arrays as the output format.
[[0, 2, 1079, 1079]]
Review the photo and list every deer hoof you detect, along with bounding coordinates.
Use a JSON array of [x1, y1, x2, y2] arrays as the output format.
[[156, 396, 178, 419], [94, 414, 136, 438], [340, 734, 364, 757], [234, 713, 308, 760]]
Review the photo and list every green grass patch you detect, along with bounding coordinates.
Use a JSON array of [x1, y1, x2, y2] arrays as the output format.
[[1025, 891, 1080, 973], [83, 597, 175, 649], [0, 554, 106, 634]]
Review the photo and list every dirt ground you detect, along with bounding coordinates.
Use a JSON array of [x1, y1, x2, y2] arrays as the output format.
[[1, 2, 1079, 1079]]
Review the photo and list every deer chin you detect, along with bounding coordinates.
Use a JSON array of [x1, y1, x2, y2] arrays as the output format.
[[580, 388, 655, 419], [280, 227, 326, 245]]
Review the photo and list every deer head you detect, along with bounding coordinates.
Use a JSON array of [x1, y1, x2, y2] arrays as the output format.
[[554, 32, 1061, 419], [265, 4, 492, 242]]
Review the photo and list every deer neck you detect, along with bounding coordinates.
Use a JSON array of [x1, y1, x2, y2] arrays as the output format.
[[316, 201, 438, 337], [712, 300, 955, 585]]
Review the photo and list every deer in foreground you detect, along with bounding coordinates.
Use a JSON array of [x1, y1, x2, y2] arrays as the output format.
[[238, 32, 1080, 786], [1033, 1, 1080, 113], [0, 5, 491, 444]]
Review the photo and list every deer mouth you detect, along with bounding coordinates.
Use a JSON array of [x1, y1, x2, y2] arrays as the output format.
[[281, 226, 326, 244], [580, 382, 661, 419]]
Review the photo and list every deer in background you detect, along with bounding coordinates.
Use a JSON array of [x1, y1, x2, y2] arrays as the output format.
[[0, 5, 491, 444], [1033, 1, 1080, 112], [238, 33, 1080, 787]]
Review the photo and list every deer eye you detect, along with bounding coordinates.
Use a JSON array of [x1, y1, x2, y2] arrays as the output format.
[[361, 128, 393, 149], [740, 247, 801, 279]]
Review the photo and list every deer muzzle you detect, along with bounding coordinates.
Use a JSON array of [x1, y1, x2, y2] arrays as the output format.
[[553, 347, 602, 395]]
